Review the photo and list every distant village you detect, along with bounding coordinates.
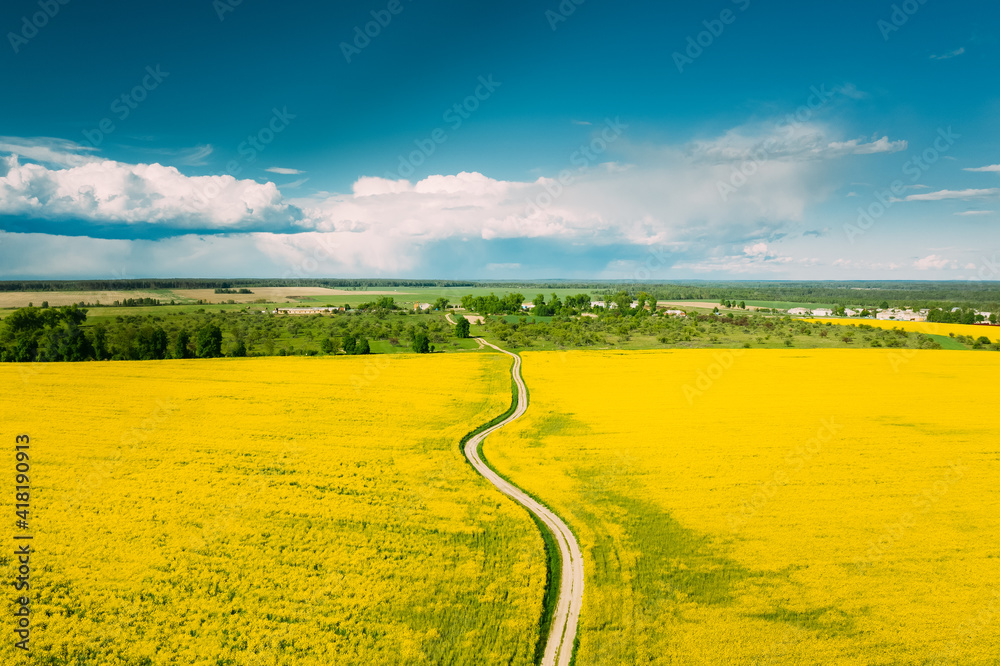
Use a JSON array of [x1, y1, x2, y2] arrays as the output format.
[[259, 302, 995, 326], [786, 306, 995, 324]]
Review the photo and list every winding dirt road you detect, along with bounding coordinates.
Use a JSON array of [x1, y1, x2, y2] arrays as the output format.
[[463, 338, 584, 666]]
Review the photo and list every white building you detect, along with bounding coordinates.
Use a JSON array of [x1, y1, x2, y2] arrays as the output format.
[[843, 308, 859, 317], [275, 307, 337, 315], [812, 308, 834, 317], [787, 307, 810, 315], [876, 308, 926, 322]]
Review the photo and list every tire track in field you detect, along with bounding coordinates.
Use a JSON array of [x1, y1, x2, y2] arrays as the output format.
[[460, 331, 584, 666]]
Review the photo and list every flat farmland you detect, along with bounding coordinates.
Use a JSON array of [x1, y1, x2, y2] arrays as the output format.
[[0, 290, 171, 308], [0, 354, 544, 665], [486, 349, 1000, 664], [170, 287, 417, 304]]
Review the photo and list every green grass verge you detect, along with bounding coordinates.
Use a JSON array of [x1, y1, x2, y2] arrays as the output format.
[[927, 334, 967, 350]]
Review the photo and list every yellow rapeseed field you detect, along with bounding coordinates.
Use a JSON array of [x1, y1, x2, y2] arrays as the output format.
[[486, 349, 1000, 665], [0, 354, 545, 665], [806, 317, 1000, 339]]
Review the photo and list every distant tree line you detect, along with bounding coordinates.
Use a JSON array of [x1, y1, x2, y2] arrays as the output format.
[[355, 296, 400, 312], [114, 298, 162, 307], [927, 307, 996, 324], [460, 293, 527, 315], [0, 278, 476, 292], [0, 304, 463, 362], [2, 278, 998, 311], [600, 281, 1000, 312], [0, 307, 236, 362]]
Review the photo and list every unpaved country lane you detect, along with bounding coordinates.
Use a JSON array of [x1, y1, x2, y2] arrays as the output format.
[[464, 339, 583, 666]]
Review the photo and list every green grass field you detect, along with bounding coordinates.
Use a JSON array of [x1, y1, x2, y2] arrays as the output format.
[[366, 337, 483, 354], [927, 334, 967, 350], [741, 300, 838, 310], [0, 285, 595, 315], [498, 315, 556, 324], [291, 286, 594, 309]]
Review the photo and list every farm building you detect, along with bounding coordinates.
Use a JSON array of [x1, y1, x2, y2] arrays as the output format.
[[876, 309, 927, 322], [274, 307, 338, 315], [787, 307, 810, 315]]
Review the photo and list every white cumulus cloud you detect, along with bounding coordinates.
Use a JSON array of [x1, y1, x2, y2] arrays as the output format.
[[0, 154, 299, 232], [914, 254, 954, 270], [903, 188, 1000, 202]]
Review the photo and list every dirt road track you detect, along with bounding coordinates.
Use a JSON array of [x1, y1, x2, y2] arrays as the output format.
[[463, 339, 583, 666]]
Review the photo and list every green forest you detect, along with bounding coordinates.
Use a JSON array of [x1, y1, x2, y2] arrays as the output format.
[[3, 291, 998, 363]]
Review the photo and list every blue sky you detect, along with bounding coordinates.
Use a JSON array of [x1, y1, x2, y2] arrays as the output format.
[[0, 0, 998, 279]]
